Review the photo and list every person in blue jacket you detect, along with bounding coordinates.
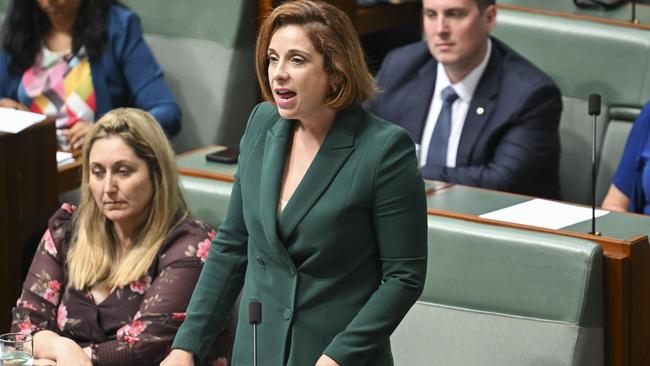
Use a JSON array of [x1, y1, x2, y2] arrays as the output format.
[[0, 0, 180, 150], [602, 101, 650, 214]]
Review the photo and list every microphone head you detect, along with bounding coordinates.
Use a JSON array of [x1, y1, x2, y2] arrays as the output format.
[[588, 94, 601, 116], [249, 299, 262, 325]]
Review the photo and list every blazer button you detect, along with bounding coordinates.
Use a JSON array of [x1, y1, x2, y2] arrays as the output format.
[[256, 256, 266, 266], [283, 308, 292, 320]]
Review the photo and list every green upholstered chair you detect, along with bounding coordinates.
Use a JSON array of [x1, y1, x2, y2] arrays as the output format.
[[595, 114, 635, 203], [120, 0, 258, 153], [493, 9, 650, 205], [176, 148, 238, 228], [391, 215, 604, 366]]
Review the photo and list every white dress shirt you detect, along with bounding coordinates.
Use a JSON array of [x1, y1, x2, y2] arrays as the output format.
[[419, 39, 492, 168]]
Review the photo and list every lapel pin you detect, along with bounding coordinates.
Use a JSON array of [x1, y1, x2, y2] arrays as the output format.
[[476, 107, 485, 116]]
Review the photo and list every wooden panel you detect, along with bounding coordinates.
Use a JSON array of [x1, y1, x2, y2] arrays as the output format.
[[628, 237, 650, 365], [604, 254, 629, 366], [0, 119, 59, 331]]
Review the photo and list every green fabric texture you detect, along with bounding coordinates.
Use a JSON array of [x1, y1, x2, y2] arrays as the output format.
[[174, 103, 428, 366], [425, 215, 604, 325], [121, 0, 255, 48], [493, 8, 650, 106], [595, 120, 634, 202]]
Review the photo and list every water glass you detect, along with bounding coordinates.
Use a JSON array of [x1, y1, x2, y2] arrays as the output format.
[[0, 333, 33, 366]]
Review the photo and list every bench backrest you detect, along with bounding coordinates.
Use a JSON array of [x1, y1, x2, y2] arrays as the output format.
[[493, 8, 650, 204], [391, 215, 604, 365]]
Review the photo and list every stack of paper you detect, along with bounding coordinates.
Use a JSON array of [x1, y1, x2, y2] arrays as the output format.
[[0, 107, 47, 134]]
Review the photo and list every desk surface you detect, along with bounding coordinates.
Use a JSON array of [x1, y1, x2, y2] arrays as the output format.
[[427, 185, 650, 242], [178, 146, 650, 243]]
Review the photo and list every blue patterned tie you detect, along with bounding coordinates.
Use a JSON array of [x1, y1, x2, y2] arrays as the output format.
[[426, 86, 459, 167]]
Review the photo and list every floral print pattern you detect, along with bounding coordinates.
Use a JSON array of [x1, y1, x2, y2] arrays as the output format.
[[129, 275, 152, 295], [11, 205, 228, 366], [42, 230, 58, 257]]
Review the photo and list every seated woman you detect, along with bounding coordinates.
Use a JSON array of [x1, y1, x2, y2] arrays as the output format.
[[602, 101, 650, 214], [10, 108, 226, 365], [0, 0, 180, 151]]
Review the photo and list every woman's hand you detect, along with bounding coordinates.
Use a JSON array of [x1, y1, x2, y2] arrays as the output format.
[[33, 331, 91, 366], [0, 98, 28, 111], [51, 337, 92, 366], [315, 354, 340, 366], [62, 120, 92, 151], [160, 349, 195, 366]]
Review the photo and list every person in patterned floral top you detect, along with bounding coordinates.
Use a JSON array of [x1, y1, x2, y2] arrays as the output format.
[[10, 108, 228, 366]]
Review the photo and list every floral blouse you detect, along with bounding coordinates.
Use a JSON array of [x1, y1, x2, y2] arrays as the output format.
[[11, 204, 227, 366]]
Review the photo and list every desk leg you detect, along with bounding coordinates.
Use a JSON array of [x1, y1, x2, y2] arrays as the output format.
[[604, 254, 629, 366]]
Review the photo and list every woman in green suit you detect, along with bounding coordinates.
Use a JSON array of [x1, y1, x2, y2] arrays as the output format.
[[161, 1, 427, 365]]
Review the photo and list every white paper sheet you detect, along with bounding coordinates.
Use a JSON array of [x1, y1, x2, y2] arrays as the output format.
[[57, 151, 75, 166], [479, 198, 609, 230], [0, 107, 47, 134]]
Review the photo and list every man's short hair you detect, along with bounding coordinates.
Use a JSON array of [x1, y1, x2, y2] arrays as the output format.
[[475, 0, 495, 11]]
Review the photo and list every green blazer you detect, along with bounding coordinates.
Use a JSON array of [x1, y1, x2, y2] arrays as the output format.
[[173, 102, 428, 365]]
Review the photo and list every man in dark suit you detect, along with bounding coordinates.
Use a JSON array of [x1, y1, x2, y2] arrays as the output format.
[[367, 0, 562, 198]]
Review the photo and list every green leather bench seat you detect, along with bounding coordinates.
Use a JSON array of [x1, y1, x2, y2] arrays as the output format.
[[493, 8, 650, 205], [121, 0, 258, 153], [181, 175, 233, 229], [176, 147, 238, 228], [391, 215, 604, 365]]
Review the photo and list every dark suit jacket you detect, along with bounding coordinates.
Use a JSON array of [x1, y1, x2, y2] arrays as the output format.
[[366, 38, 562, 198], [172, 102, 428, 365]]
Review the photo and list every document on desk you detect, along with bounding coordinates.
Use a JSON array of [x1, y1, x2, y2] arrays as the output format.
[[479, 198, 609, 230], [57, 151, 75, 166], [0, 107, 47, 133]]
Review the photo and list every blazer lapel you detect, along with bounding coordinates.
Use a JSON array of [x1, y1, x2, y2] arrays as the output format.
[[259, 117, 295, 263], [456, 46, 501, 166], [277, 108, 358, 242], [401, 60, 438, 143]]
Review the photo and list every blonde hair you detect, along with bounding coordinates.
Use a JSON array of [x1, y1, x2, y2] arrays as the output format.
[[67, 108, 187, 290], [255, 0, 376, 110]]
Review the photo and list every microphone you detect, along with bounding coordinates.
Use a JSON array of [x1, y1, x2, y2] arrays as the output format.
[[249, 299, 262, 366], [588, 94, 601, 236]]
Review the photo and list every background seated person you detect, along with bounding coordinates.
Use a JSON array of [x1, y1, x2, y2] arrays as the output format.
[[602, 101, 650, 214], [0, 0, 180, 151], [366, 0, 562, 198], [10, 108, 226, 365]]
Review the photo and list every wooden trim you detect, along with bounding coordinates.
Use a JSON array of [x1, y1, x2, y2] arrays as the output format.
[[497, 3, 650, 31], [604, 254, 630, 366], [426, 207, 632, 254], [178, 167, 235, 183]]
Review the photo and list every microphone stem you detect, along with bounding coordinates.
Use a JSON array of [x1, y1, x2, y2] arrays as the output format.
[[592, 114, 597, 235], [253, 324, 258, 366]]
